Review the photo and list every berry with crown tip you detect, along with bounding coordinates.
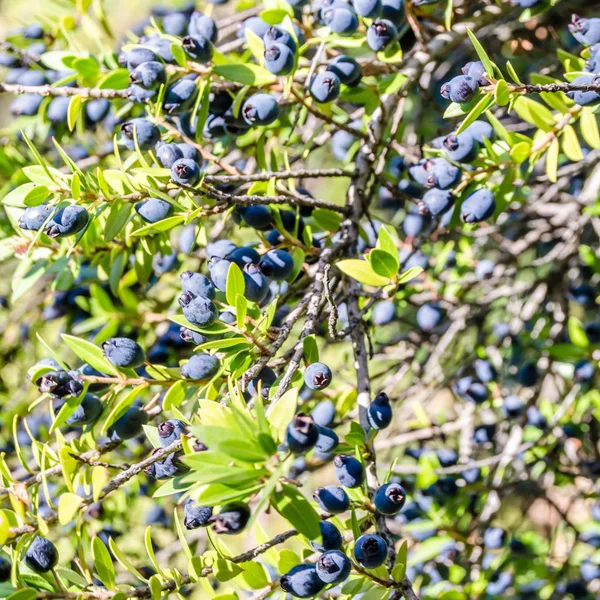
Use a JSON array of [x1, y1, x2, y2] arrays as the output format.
[[263, 43, 295, 75], [367, 392, 392, 430], [416, 303, 442, 332], [569, 15, 600, 46], [326, 55, 362, 86], [102, 338, 145, 368], [316, 550, 351, 584], [264, 26, 297, 52], [44, 205, 88, 238], [180, 272, 216, 299], [182, 35, 214, 63], [310, 71, 341, 103], [443, 132, 479, 162], [135, 198, 173, 223], [310, 521, 343, 552], [158, 419, 187, 447], [64, 393, 102, 427], [353, 534, 387, 569], [171, 158, 201, 186], [25, 537, 58, 573], [304, 362, 332, 390], [128, 84, 156, 103], [311, 400, 336, 427], [242, 94, 280, 126], [19, 204, 54, 231], [258, 249, 294, 280], [145, 450, 185, 479], [108, 405, 149, 440], [286, 413, 319, 454], [184, 499, 213, 529], [246, 366, 277, 400], [36, 370, 83, 399], [209, 502, 250, 534], [129, 61, 165, 90], [280, 564, 326, 598], [460, 188, 496, 223], [180, 353, 220, 380], [366, 19, 398, 51], [313, 485, 350, 513], [374, 482, 406, 515], [121, 119, 160, 151], [180, 327, 207, 345], [334, 455, 364, 488], [440, 75, 478, 103]]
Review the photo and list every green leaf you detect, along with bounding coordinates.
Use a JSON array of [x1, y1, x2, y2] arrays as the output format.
[[62, 334, 116, 375], [546, 138, 559, 183], [71, 174, 81, 201], [98, 69, 130, 89], [376, 224, 397, 257], [568, 316, 589, 348], [456, 93, 494, 135], [368, 249, 398, 278], [23, 185, 49, 207], [109, 537, 148, 582], [170, 43, 187, 67], [397, 266, 423, 284], [312, 208, 343, 231], [351, 508, 361, 540], [409, 536, 454, 565], [192, 426, 268, 463], [303, 335, 319, 364], [392, 541, 407, 582], [271, 483, 321, 539], [465, 28, 494, 83], [444, 0, 453, 30], [267, 388, 298, 443], [505, 60, 522, 85], [513, 96, 555, 132], [58, 492, 83, 524], [131, 215, 186, 236], [337, 259, 390, 287], [92, 536, 116, 589], [226, 262, 245, 307], [214, 64, 277, 86], [7, 590, 37, 600], [245, 28, 266, 65], [68, 96, 82, 132], [580, 108, 600, 149], [562, 125, 583, 162], [416, 452, 440, 489], [3, 183, 37, 207], [236, 293, 247, 328], [163, 380, 187, 411], [494, 79, 510, 106], [510, 141, 531, 164]]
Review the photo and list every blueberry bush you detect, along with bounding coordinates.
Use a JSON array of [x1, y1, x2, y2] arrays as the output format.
[[0, 0, 598, 598]]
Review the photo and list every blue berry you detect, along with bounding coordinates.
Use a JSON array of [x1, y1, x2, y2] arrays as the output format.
[[208, 257, 232, 291], [310, 71, 341, 103], [258, 249, 294, 280], [65, 393, 103, 427], [460, 188, 496, 223], [264, 26, 297, 52], [164, 79, 198, 114], [333, 455, 364, 488], [135, 198, 173, 223], [0, 557, 10, 582], [241, 94, 280, 126], [128, 84, 156, 103], [367, 391, 392, 430], [354, 534, 387, 569], [171, 158, 201, 186], [18, 204, 54, 231], [240, 205, 273, 230], [17, 70, 46, 86], [156, 143, 183, 169], [326, 55, 362, 86], [566, 74, 600, 106], [474, 359, 496, 382], [145, 38, 176, 63], [178, 143, 201, 162], [44, 205, 89, 238], [313, 485, 350, 513], [47, 97, 70, 123], [316, 550, 351, 584], [189, 12, 218, 43], [264, 43, 295, 75], [569, 15, 600, 46], [443, 132, 479, 162], [178, 290, 218, 326], [503, 395, 525, 418], [241, 264, 269, 303], [286, 413, 319, 454], [210, 502, 250, 534], [162, 12, 187, 36], [144, 450, 185, 479], [464, 120, 493, 143], [311, 400, 336, 427], [184, 499, 213, 528], [420, 188, 453, 216], [182, 35, 214, 63], [315, 426, 339, 454], [36, 370, 83, 399], [108, 405, 149, 440], [78, 364, 111, 393], [207, 239, 237, 259], [280, 564, 326, 598], [129, 61, 166, 89], [24, 537, 59, 573], [367, 19, 398, 51], [247, 366, 277, 399], [462, 61, 489, 86], [372, 301, 395, 325], [180, 353, 220, 380], [158, 419, 187, 447], [416, 303, 442, 332], [484, 527, 506, 549], [228, 246, 260, 267], [453, 376, 488, 403], [180, 271, 216, 299], [402, 210, 427, 237], [574, 360, 596, 382], [440, 75, 479, 103], [353, 0, 381, 18], [239, 17, 270, 40], [102, 337, 145, 368], [85, 99, 110, 124], [124, 47, 158, 70], [310, 521, 343, 552], [519, 362, 538, 387], [526, 405, 547, 429], [475, 259, 495, 280], [374, 482, 406, 515], [121, 118, 160, 151], [322, 7, 359, 35], [304, 362, 332, 390], [381, 0, 405, 25], [180, 327, 207, 345]]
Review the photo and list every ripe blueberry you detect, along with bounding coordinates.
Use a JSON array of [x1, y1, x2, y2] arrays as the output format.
[[121, 119, 160, 151], [460, 188, 496, 223], [316, 550, 351, 584], [280, 564, 326, 598], [184, 499, 213, 529], [367, 19, 398, 51], [374, 482, 406, 515], [19, 204, 54, 231], [65, 393, 103, 427], [367, 391, 392, 430], [129, 61, 166, 90], [44, 205, 88, 238], [440, 75, 479, 104], [164, 79, 198, 114], [171, 158, 201, 186], [158, 419, 187, 447], [24, 537, 58, 573], [314, 485, 350, 513], [108, 405, 149, 440], [334, 455, 364, 488], [135, 198, 173, 223], [180, 353, 220, 380], [311, 400, 336, 427], [416, 303, 442, 332], [264, 43, 295, 75], [243, 264, 270, 303], [304, 362, 332, 390], [209, 502, 250, 534], [36, 370, 83, 399], [182, 35, 214, 63], [310, 521, 343, 552], [102, 337, 145, 368], [258, 249, 294, 280], [322, 7, 359, 35], [310, 71, 341, 103], [286, 413, 319, 454], [315, 426, 339, 454], [326, 55, 362, 86], [242, 94, 280, 126], [353, 534, 387, 569], [181, 271, 216, 299]]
